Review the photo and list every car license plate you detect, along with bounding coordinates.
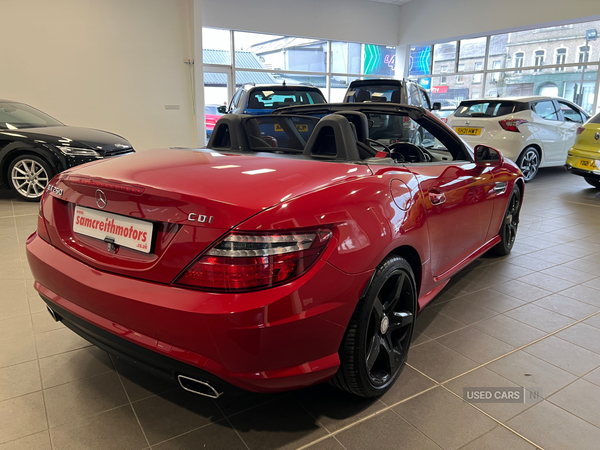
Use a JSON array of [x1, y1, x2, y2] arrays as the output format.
[[274, 124, 309, 132], [73, 206, 153, 253], [577, 158, 598, 170], [455, 127, 481, 136]]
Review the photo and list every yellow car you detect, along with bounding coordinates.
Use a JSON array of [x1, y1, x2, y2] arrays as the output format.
[[566, 112, 600, 188]]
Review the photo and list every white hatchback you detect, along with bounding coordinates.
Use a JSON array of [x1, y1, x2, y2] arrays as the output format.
[[446, 96, 590, 181]]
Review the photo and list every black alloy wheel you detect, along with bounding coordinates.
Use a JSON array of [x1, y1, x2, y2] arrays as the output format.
[[490, 184, 521, 256], [517, 147, 540, 182], [331, 255, 417, 397], [585, 178, 600, 189]]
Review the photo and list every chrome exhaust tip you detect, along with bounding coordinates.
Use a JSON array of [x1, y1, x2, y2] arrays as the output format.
[[47, 306, 61, 322], [177, 375, 223, 399]]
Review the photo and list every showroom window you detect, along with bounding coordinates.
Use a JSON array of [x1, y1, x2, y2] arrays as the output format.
[[409, 18, 600, 114], [202, 28, 396, 104]]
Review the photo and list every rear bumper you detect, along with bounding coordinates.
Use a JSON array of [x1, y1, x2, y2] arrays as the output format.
[[565, 164, 600, 181], [26, 233, 371, 393]]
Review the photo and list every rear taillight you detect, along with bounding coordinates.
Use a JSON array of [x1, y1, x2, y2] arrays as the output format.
[[37, 190, 51, 244], [499, 119, 528, 132], [577, 127, 585, 135], [175, 230, 332, 292]]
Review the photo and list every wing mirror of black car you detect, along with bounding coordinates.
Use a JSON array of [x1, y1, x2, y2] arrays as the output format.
[[432, 102, 441, 111], [475, 145, 504, 167], [217, 105, 227, 114]]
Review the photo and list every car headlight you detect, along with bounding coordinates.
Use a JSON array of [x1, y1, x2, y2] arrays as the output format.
[[57, 146, 100, 157]]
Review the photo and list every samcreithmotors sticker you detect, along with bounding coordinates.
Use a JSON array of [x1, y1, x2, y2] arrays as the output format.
[[72, 206, 154, 254]]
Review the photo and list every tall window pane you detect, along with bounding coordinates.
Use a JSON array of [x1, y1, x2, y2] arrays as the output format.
[[458, 37, 486, 74], [203, 28, 231, 65], [409, 45, 431, 76], [432, 41, 457, 76]]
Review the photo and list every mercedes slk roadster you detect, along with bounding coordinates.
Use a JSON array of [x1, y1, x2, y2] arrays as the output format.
[[26, 103, 523, 398]]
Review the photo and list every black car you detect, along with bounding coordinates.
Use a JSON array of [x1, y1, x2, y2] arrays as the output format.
[[0, 100, 134, 201]]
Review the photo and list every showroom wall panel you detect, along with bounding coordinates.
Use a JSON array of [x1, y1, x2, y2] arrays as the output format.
[[1, 0, 196, 151], [397, 0, 600, 45], [202, 0, 401, 46]]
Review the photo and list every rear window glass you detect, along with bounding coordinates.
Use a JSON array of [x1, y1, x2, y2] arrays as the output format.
[[454, 101, 520, 118], [588, 112, 600, 124], [247, 90, 325, 110], [345, 85, 400, 103]]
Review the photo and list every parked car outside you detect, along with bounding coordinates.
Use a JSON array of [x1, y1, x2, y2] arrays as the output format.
[[28, 103, 523, 399], [433, 106, 457, 123], [446, 96, 590, 181], [344, 79, 441, 146], [0, 100, 134, 201], [218, 83, 326, 116], [565, 111, 600, 188], [205, 104, 224, 138]]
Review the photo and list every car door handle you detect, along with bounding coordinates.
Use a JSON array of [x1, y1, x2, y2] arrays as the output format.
[[429, 189, 446, 205]]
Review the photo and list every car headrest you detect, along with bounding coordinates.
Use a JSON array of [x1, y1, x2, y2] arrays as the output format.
[[303, 114, 361, 161], [391, 90, 401, 103], [333, 111, 370, 144], [355, 90, 371, 103]]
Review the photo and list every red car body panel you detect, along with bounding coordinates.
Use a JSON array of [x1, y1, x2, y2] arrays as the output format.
[[26, 106, 523, 394]]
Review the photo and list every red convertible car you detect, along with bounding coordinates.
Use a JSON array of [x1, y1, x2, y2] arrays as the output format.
[[26, 104, 523, 398]]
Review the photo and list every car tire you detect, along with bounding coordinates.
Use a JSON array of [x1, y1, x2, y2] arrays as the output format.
[[517, 147, 540, 182], [331, 255, 417, 398], [8, 154, 54, 202], [489, 184, 522, 256], [585, 178, 600, 189]]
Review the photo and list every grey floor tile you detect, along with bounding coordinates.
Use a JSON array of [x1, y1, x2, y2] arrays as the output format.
[[49, 405, 147, 450], [560, 285, 600, 307], [436, 327, 514, 364], [111, 356, 177, 402], [132, 389, 223, 445], [584, 366, 600, 387], [507, 400, 600, 450], [34, 327, 92, 358], [407, 340, 479, 383], [152, 421, 247, 450], [414, 309, 467, 339], [44, 371, 129, 428], [516, 271, 575, 293], [0, 392, 47, 445], [431, 298, 498, 325], [491, 280, 552, 302], [532, 293, 598, 320], [523, 336, 600, 376], [293, 383, 384, 432], [0, 431, 51, 450], [28, 295, 48, 314], [473, 315, 546, 348], [555, 322, 600, 354], [301, 437, 345, 450], [444, 367, 540, 422], [481, 262, 535, 279], [486, 351, 577, 397], [39, 346, 114, 389], [0, 315, 33, 342], [547, 378, 600, 428], [457, 288, 526, 313], [540, 265, 598, 284], [0, 335, 37, 369], [563, 258, 600, 276], [503, 255, 558, 272], [335, 409, 441, 450], [0, 360, 42, 402], [379, 365, 437, 406], [393, 387, 496, 450], [228, 396, 327, 450], [584, 276, 600, 291], [459, 425, 537, 450], [503, 303, 575, 333], [31, 310, 64, 334]]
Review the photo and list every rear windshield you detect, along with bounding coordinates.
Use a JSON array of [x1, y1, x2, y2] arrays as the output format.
[[345, 85, 400, 103], [247, 89, 325, 110], [589, 112, 600, 124], [454, 101, 522, 118]]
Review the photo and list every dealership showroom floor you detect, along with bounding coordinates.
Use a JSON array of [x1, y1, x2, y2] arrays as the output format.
[[1, 168, 599, 449]]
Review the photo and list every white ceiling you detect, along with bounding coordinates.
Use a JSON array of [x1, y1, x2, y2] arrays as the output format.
[[368, 0, 414, 5]]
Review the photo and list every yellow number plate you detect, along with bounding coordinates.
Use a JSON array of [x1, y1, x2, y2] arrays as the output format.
[[274, 124, 309, 132], [455, 127, 481, 136], [577, 158, 598, 170]]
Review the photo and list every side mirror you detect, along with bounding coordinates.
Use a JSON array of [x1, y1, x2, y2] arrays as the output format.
[[432, 102, 442, 111], [474, 145, 504, 167], [217, 105, 227, 114]]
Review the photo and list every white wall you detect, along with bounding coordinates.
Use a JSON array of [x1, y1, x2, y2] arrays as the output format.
[[398, 0, 600, 45], [202, 0, 402, 45], [1, 0, 196, 151]]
